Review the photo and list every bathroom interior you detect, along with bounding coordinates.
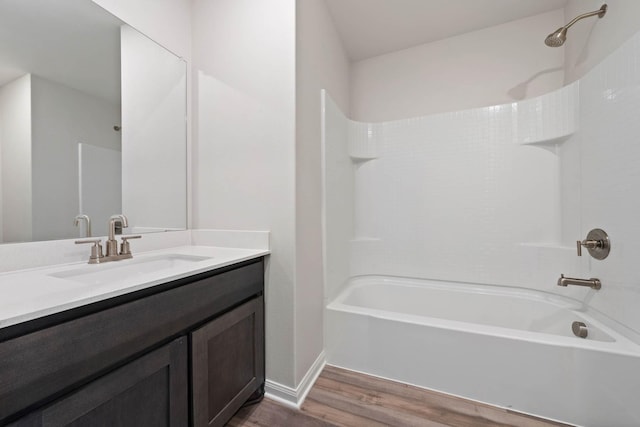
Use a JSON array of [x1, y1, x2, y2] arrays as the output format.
[[1, 0, 640, 426]]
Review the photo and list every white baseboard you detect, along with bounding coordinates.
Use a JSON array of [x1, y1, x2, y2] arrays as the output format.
[[296, 350, 326, 405], [265, 351, 326, 408]]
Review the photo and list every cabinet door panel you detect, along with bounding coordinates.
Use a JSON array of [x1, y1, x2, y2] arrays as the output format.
[[11, 337, 188, 427], [192, 296, 264, 427]]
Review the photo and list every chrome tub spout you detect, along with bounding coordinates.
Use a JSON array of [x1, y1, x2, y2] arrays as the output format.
[[557, 274, 601, 290]]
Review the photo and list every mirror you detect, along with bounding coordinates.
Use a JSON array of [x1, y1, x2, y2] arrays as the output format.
[[0, 0, 187, 243]]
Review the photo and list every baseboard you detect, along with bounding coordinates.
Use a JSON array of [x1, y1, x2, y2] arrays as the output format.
[[265, 351, 326, 408], [296, 350, 326, 405], [264, 380, 299, 408]]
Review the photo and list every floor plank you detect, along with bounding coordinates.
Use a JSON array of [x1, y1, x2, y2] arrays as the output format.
[[309, 375, 509, 427], [227, 398, 334, 427], [303, 397, 389, 427], [305, 384, 450, 427], [317, 366, 569, 427], [227, 366, 573, 427], [320, 366, 514, 424]]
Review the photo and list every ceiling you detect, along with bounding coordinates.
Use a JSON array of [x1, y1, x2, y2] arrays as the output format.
[[325, 0, 569, 61], [0, 0, 122, 104]]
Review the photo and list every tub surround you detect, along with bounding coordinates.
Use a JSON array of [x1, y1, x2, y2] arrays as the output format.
[[323, 84, 579, 302], [324, 28, 640, 337]]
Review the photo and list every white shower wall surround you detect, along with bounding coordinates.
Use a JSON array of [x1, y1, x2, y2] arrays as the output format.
[[323, 28, 640, 426], [323, 83, 581, 303]]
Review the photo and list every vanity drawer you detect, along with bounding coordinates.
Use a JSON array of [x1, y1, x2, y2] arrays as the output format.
[[0, 259, 264, 424]]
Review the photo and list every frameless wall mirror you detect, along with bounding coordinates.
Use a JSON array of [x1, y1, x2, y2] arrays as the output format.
[[0, 0, 187, 243]]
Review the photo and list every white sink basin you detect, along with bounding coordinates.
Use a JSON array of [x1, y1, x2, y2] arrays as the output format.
[[49, 254, 211, 286]]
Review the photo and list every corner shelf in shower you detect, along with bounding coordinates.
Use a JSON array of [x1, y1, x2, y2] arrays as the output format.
[[348, 121, 380, 161], [514, 80, 579, 146], [518, 134, 573, 147]]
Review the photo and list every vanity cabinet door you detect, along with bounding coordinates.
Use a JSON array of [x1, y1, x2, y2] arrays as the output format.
[[11, 337, 188, 427], [191, 296, 265, 427]]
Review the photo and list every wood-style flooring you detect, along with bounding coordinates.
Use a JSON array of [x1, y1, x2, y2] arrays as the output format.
[[227, 365, 572, 427]]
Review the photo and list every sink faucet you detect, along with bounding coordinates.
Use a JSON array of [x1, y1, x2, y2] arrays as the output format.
[[106, 214, 128, 257], [73, 214, 91, 237], [76, 214, 141, 264], [557, 274, 601, 290]]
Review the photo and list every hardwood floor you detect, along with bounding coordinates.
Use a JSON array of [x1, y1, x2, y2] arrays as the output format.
[[227, 398, 333, 427], [227, 365, 572, 427]]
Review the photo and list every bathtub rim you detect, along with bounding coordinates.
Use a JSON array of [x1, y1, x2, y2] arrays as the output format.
[[327, 274, 640, 356]]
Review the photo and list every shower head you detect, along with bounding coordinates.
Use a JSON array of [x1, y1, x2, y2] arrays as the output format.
[[544, 27, 568, 47], [544, 4, 607, 47]]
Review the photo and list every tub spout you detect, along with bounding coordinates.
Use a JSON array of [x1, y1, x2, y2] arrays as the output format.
[[557, 274, 601, 290]]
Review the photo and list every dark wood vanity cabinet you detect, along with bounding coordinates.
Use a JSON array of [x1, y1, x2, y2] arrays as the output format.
[[10, 337, 189, 427], [192, 296, 264, 427], [0, 258, 265, 427]]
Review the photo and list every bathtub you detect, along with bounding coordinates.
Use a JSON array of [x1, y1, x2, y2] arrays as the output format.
[[325, 276, 640, 427]]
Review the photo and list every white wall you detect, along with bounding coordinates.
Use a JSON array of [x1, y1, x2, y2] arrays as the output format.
[[573, 27, 640, 339], [91, 0, 191, 60], [30, 75, 121, 240], [0, 94, 3, 241], [121, 25, 187, 232], [0, 75, 31, 243], [564, 0, 640, 83], [191, 0, 297, 388], [350, 10, 566, 122], [295, 0, 349, 384]]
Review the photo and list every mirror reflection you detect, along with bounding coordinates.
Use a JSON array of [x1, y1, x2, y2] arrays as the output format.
[[0, 0, 187, 243]]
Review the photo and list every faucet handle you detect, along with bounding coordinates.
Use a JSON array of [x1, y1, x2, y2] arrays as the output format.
[[75, 239, 104, 263], [576, 229, 610, 260], [120, 235, 142, 256]]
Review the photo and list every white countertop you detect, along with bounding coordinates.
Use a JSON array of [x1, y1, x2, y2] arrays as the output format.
[[0, 245, 269, 330]]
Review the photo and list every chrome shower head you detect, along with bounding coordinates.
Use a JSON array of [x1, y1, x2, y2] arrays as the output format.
[[544, 27, 568, 47], [544, 4, 607, 48]]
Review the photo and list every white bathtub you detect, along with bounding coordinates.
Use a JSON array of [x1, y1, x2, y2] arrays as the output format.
[[325, 276, 640, 427]]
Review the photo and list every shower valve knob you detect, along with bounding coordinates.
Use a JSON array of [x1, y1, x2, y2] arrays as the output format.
[[576, 229, 610, 260], [576, 239, 601, 256]]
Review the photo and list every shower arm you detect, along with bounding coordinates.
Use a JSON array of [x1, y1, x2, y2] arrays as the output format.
[[563, 5, 607, 31]]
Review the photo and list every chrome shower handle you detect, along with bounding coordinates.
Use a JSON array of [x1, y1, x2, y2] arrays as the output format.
[[576, 229, 610, 260], [576, 239, 603, 256]]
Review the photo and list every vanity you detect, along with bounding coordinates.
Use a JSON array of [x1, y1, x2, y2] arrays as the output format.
[[0, 246, 267, 427], [0, 1, 266, 425]]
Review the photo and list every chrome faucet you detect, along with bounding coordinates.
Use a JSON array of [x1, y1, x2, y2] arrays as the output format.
[[73, 214, 91, 237], [106, 214, 129, 257], [75, 214, 141, 264], [557, 274, 601, 290]]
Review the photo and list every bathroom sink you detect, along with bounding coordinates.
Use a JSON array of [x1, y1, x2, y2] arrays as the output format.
[[49, 254, 211, 286]]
